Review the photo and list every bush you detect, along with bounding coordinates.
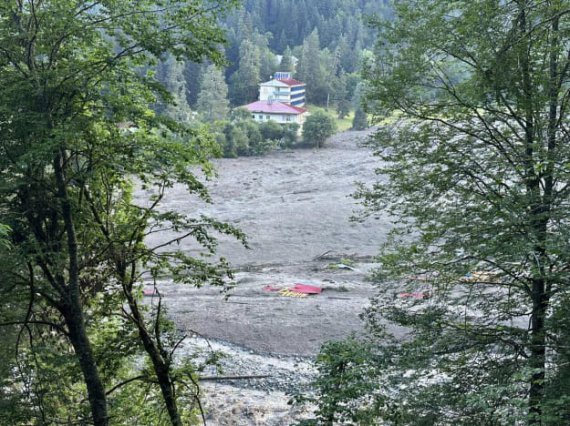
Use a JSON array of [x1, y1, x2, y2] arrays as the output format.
[[241, 121, 262, 155], [225, 124, 249, 156], [352, 106, 368, 130], [292, 338, 386, 425], [259, 120, 284, 141], [216, 118, 300, 157], [281, 123, 300, 148], [302, 111, 337, 148]]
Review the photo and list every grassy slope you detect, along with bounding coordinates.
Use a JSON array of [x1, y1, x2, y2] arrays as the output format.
[[306, 104, 355, 132]]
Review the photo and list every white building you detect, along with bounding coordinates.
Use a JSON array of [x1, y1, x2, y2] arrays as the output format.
[[259, 72, 306, 107], [243, 72, 308, 130], [245, 100, 307, 126]]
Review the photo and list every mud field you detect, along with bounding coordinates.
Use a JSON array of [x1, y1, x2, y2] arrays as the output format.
[[143, 128, 397, 424]]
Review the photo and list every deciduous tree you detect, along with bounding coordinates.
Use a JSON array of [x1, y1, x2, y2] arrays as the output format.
[[302, 112, 337, 148], [332, 1, 570, 424], [0, 1, 238, 424]]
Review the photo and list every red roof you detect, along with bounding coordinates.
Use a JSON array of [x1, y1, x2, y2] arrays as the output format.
[[288, 104, 307, 113], [277, 78, 304, 87], [245, 101, 307, 115]]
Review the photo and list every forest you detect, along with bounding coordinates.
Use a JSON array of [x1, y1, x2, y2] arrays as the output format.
[[155, 0, 389, 156], [1, 0, 570, 425]]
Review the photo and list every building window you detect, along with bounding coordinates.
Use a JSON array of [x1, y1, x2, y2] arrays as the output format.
[[286, 116, 291, 122], [252, 114, 255, 119], [259, 115, 263, 120], [266, 115, 270, 120]]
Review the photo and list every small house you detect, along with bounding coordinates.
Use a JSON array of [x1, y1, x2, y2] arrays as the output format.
[[245, 100, 307, 126]]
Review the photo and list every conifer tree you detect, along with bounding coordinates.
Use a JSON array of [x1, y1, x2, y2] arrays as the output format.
[[280, 46, 294, 72], [196, 64, 230, 121], [296, 30, 327, 104], [229, 39, 261, 105], [157, 55, 193, 122]]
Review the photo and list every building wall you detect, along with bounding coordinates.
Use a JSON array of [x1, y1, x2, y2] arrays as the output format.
[[250, 112, 306, 126], [259, 82, 306, 107]]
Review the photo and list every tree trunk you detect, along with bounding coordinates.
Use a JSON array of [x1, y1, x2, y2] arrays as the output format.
[[528, 277, 548, 424], [125, 292, 182, 426], [62, 304, 109, 426], [54, 150, 109, 425]]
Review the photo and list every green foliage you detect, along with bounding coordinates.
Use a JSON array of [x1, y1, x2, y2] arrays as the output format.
[[293, 338, 388, 426], [301, 0, 570, 424], [259, 120, 284, 141], [351, 83, 369, 130], [281, 123, 300, 148], [302, 111, 337, 148], [351, 107, 368, 130], [0, 0, 240, 423], [156, 55, 194, 122], [196, 64, 230, 121], [215, 116, 299, 157], [295, 30, 332, 105], [229, 39, 261, 105], [334, 73, 352, 119], [280, 46, 295, 72], [224, 0, 391, 54], [219, 119, 282, 157]]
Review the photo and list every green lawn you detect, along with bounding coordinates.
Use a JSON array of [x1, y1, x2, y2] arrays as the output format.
[[306, 104, 354, 132]]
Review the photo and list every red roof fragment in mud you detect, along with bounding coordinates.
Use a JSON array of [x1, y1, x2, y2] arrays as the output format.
[[398, 292, 430, 299], [291, 284, 322, 294]]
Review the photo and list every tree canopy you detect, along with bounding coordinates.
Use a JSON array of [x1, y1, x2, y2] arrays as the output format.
[[0, 1, 240, 424], [302, 0, 570, 424]]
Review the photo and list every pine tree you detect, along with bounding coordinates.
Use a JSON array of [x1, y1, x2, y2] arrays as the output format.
[[229, 39, 261, 105], [156, 55, 193, 122], [183, 60, 204, 107], [196, 64, 230, 121], [296, 29, 327, 104], [280, 45, 294, 72], [351, 82, 368, 130], [334, 73, 351, 119]]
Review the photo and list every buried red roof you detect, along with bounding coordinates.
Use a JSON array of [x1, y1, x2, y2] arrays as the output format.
[[291, 284, 322, 294], [245, 101, 307, 115]]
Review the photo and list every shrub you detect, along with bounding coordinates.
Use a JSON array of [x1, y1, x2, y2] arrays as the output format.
[[259, 120, 284, 141], [302, 111, 337, 148]]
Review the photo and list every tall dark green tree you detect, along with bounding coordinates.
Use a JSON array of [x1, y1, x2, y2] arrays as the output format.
[[305, 1, 570, 424], [252, 32, 279, 82], [196, 64, 230, 121], [351, 82, 368, 130], [334, 72, 351, 118], [183, 60, 204, 107], [156, 55, 194, 122], [229, 39, 261, 105], [280, 45, 295, 72], [296, 30, 327, 104]]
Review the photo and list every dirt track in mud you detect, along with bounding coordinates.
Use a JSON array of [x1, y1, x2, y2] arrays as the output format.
[[143, 128, 398, 424]]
